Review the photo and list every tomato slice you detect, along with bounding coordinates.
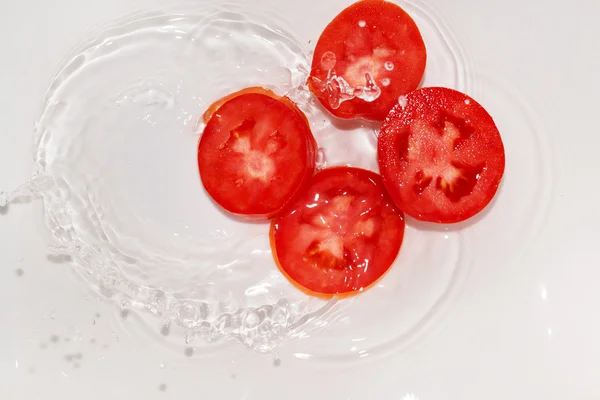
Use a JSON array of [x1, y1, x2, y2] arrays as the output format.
[[270, 167, 405, 298], [308, 0, 426, 121], [378, 87, 505, 224], [198, 88, 317, 219]]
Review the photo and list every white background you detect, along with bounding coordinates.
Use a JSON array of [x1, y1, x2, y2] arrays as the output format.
[[1, 0, 598, 398]]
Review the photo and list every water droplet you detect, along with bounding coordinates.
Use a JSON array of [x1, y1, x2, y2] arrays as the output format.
[[184, 331, 195, 344], [50, 335, 60, 343], [381, 78, 391, 87], [178, 303, 199, 325], [120, 309, 130, 319], [0, 191, 8, 207], [15, 269, 24, 277], [358, 20, 367, 28], [398, 95, 408, 108], [316, 148, 327, 170], [184, 347, 195, 357], [160, 323, 171, 336], [320, 51, 337, 70], [245, 312, 260, 329], [159, 362, 166, 369], [384, 61, 395, 71], [158, 383, 167, 392], [354, 73, 381, 103], [464, 99, 471, 105]]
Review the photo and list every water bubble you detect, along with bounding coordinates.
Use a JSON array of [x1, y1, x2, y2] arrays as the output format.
[[358, 20, 367, 28], [381, 78, 391, 87], [384, 61, 395, 71], [464, 99, 471, 105]]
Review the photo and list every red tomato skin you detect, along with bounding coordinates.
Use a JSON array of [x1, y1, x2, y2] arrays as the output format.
[[378, 87, 505, 224], [198, 89, 317, 220], [270, 166, 405, 298], [308, 0, 426, 121]]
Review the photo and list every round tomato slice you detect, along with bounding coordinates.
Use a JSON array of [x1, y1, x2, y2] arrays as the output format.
[[308, 0, 426, 121], [198, 88, 317, 219], [270, 167, 405, 298], [378, 87, 505, 224]]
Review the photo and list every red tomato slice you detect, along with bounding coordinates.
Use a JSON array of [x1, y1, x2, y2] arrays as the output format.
[[198, 88, 317, 219], [378, 87, 505, 224], [308, 0, 426, 121], [270, 167, 405, 298]]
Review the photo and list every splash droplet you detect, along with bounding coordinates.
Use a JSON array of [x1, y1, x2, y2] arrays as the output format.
[[315, 148, 327, 171], [320, 51, 337, 70]]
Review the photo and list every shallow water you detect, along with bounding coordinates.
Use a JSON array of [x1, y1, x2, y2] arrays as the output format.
[[0, 0, 555, 358]]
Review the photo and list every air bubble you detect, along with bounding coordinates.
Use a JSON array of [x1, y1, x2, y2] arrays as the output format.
[[381, 78, 391, 87], [384, 61, 395, 71]]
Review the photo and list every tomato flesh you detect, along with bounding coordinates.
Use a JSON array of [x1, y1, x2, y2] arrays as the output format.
[[378, 87, 505, 223], [270, 167, 405, 298], [198, 88, 317, 219], [308, 0, 426, 121]]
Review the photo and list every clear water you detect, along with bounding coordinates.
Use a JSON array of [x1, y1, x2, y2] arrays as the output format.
[[0, 0, 556, 358]]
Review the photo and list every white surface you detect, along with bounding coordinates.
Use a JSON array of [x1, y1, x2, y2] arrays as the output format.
[[0, 0, 598, 399]]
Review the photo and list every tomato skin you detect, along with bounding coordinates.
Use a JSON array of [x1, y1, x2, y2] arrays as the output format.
[[198, 88, 317, 220], [378, 87, 505, 224], [202, 87, 311, 130], [308, 0, 426, 121], [270, 167, 405, 298]]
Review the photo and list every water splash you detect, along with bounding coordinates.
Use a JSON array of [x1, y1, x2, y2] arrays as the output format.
[[3, 0, 552, 362], [310, 70, 382, 110], [28, 3, 341, 354]]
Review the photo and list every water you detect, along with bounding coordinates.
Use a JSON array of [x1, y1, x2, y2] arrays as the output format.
[[0, 0, 556, 358]]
